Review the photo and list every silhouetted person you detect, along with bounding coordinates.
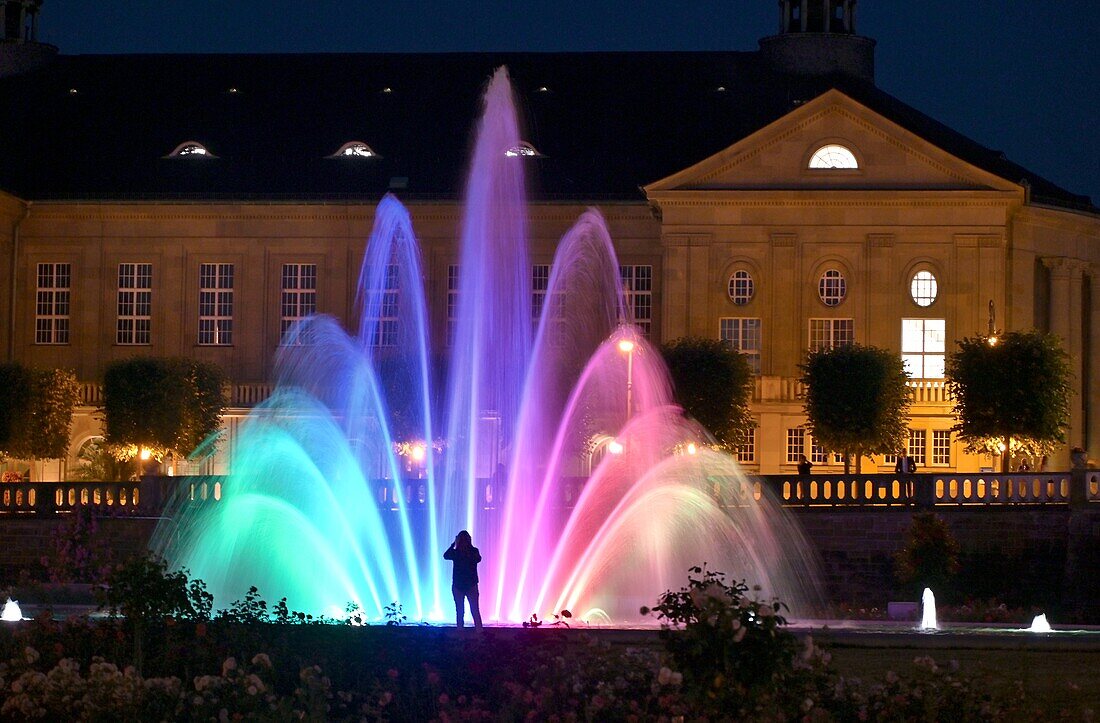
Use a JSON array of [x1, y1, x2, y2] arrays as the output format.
[[444, 530, 483, 628], [797, 455, 812, 475], [895, 453, 917, 474]]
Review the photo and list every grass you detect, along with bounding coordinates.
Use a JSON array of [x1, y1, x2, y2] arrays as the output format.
[[827, 644, 1100, 717]]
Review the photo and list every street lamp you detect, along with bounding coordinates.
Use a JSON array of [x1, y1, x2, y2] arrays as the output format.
[[617, 337, 635, 420], [987, 299, 1001, 346]]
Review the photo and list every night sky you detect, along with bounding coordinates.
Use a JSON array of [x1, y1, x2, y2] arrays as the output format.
[[42, 1, 1099, 204]]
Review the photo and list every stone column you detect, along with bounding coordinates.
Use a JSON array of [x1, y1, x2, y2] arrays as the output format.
[[823, 0, 831, 32], [1091, 264, 1100, 461], [801, 0, 808, 31], [1042, 256, 1087, 467], [781, 0, 790, 33]]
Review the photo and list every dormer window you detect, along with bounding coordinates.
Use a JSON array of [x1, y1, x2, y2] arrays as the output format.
[[808, 144, 858, 169], [505, 142, 540, 158], [168, 141, 214, 158], [330, 141, 377, 158]]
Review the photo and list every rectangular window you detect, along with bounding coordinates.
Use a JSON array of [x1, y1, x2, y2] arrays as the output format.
[[908, 429, 927, 466], [786, 427, 806, 464], [35, 263, 71, 345], [620, 265, 652, 336], [198, 263, 234, 345], [809, 318, 854, 351], [932, 430, 951, 466], [280, 263, 317, 343], [117, 263, 152, 345], [810, 438, 828, 465], [901, 318, 946, 379], [447, 264, 460, 347], [368, 264, 400, 348], [736, 427, 756, 463], [719, 317, 762, 374], [532, 264, 550, 330]]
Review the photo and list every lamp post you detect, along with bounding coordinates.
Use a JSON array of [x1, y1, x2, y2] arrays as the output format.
[[617, 337, 635, 420]]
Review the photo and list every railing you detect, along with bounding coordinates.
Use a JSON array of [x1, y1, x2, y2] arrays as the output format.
[[751, 377, 948, 405], [763, 472, 1074, 507], [2, 472, 1094, 517], [73, 383, 275, 408]]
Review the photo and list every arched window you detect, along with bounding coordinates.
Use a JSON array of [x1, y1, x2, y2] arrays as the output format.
[[727, 269, 755, 305], [818, 269, 847, 306], [910, 270, 938, 307], [808, 144, 858, 169], [504, 141, 540, 157], [330, 141, 377, 158], [167, 141, 214, 158]]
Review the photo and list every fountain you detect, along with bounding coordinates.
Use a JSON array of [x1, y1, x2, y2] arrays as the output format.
[[1, 598, 21, 622], [154, 68, 822, 623], [1029, 613, 1052, 633], [920, 588, 938, 630]]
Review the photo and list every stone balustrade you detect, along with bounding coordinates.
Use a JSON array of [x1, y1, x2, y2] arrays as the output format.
[[2, 471, 1095, 517]]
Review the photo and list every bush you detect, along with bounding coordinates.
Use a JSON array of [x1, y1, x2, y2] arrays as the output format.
[[894, 512, 962, 599]]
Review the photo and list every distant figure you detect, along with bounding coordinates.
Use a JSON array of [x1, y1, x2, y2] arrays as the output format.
[[443, 530, 483, 629], [1017, 459, 1031, 473], [895, 453, 917, 474], [797, 455, 812, 476]]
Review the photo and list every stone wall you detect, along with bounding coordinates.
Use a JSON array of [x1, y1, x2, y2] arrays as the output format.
[[790, 505, 1100, 619]]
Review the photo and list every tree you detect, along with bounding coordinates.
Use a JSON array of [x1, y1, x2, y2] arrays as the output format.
[[945, 330, 1072, 473], [0, 363, 33, 459], [102, 357, 227, 464], [799, 343, 911, 473], [661, 337, 754, 449], [0, 364, 79, 478]]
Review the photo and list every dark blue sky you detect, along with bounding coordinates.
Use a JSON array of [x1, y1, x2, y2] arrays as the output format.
[[43, 1, 1099, 204]]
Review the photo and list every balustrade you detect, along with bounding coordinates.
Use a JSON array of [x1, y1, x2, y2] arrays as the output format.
[[1, 472, 1094, 517]]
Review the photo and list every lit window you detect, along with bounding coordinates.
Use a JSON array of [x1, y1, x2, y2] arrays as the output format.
[[818, 269, 847, 306], [198, 263, 233, 345], [910, 270, 938, 307], [728, 270, 754, 305], [932, 430, 951, 466], [736, 427, 756, 463], [620, 265, 653, 336], [169, 141, 213, 158], [505, 142, 539, 157], [908, 429, 927, 465], [35, 263, 71, 345], [117, 263, 152, 345], [331, 141, 376, 158], [901, 318, 946, 379], [719, 318, 761, 374], [808, 144, 858, 169], [786, 428, 806, 464], [809, 318, 854, 351], [280, 264, 317, 344]]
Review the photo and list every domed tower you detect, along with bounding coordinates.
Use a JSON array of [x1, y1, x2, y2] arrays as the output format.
[[0, 0, 57, 78], [759, 0, 876, 84]]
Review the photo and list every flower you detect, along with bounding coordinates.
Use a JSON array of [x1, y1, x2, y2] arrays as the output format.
[[733, 625, 747, 643], [221, 657, 237, 676], [251, 653, 272, 669], [658, 667, 672, 685]]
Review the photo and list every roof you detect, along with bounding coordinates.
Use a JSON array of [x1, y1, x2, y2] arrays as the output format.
[[0, 51, 1092, 212]]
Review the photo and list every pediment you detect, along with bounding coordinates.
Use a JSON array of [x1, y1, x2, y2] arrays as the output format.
[[644, 89, 1019, 194]]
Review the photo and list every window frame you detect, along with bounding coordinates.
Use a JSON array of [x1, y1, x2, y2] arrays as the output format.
[[279, 263, 317, 345], [35, 262, 71, 345], [116, 262, 152, 346], [719, 317, 762, 374], [198, 262, 234, 346]]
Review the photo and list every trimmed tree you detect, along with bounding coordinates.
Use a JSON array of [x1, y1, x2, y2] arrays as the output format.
[[102, 358, 227, 467], [945, 330, 1072, 473], [0, 365, 80, 478], [800, 343, 911, 473], [661, 337, 755, 449]]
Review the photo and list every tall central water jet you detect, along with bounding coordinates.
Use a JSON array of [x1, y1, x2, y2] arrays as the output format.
[[155, 67, 823, 624]]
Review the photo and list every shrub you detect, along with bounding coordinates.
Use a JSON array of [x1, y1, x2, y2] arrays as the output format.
[[894, 512, 961, 598]]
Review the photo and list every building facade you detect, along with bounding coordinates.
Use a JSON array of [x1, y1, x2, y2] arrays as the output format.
[[1, 3, 1097, 478]]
